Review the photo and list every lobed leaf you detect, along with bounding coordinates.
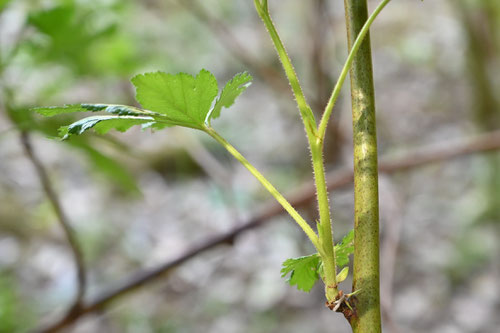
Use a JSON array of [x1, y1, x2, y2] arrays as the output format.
[[281, 253, 321, 292], [131, 69, 218, 129], [209, 72, 252, 121], [335, 229, 355, 268], [59, 115, 154, 139], [35, 70, 252, 137]]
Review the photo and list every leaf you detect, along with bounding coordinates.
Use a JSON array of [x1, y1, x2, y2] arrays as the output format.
[[0, 0, 12, 12], [209, 72, 252, 121], [34, 104, 148, 117], [335, 229, 354, 268], [131, 69, 218, 129], [281, 253, 321, 292], [27, 5, 117, 74], [336, 266, 349, 283], [59, 115, 154, 139]]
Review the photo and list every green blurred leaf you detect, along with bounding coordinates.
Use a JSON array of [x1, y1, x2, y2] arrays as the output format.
[[0, 275, 35, 332], [335, 229, 354, 268], [27, 4, 117, 74], [209, 72, 252, 121], [131, 69, 218, 129], [70, 140, 140, 194], [0, 0, 12, 12], [281, 253, 321, 292]]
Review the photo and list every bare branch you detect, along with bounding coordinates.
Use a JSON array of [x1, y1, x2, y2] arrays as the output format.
[[33, 130, 500, 333], [20, 132, 87, 313]]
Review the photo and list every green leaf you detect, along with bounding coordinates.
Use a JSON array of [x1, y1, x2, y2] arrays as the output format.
[[59, 115, 154, 139], [131, 69, 218, 129], [335, 229, 354, 268], [209, 72, 252, 121], [281, 253, 321, 292], [336, 266, 349, 283], [27, 5, 117, 74], [34, 104, 149, 117], [0, 0, 12, 12]]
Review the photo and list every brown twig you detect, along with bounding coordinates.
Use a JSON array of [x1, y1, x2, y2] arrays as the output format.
[[33, 130, 500, 332], [20, 132, 87, 314]]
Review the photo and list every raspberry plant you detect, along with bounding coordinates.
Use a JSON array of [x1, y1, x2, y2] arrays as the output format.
[[34, 0, 392, 330]]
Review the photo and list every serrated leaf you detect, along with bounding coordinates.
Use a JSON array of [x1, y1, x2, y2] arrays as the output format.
[[131, 69, 218, 129], [336, 266, 349, 283], [59, 115, 154, 139], [335, 229, 354, 268], [209, 72, 252, 121], [280, 253, 321, 292], [34, 104, 150, 117]]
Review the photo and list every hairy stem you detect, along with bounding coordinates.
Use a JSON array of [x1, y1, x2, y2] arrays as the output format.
[[344, 0, 381, 330], [204, 126, 320, 249], [310, 142, 337, 301], [254, 0, 317, 137], [254, 0, 340, 300]]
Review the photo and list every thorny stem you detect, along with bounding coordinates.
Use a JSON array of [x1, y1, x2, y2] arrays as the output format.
[[253, 0, 317, 138], [310, 141, 338, 301], [254, 0, 339, 293], [204, 126, 320, 250]]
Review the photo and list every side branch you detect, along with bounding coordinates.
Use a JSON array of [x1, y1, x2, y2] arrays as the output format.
[[254, 0, 317, 135], [20, 132, 87, 311]]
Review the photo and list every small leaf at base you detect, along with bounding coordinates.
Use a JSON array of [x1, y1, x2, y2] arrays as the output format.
[[336, 266, 349, 283], [281, 253, 321, 292], [335, 229, 354, 268]]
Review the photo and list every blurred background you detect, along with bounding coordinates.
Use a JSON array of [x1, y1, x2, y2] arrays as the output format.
[[1, 0, 499, 332]]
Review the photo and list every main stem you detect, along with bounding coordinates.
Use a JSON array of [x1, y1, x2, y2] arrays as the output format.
[[344, 0, 381, 331]]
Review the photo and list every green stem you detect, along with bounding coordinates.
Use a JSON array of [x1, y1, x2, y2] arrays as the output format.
[[254, 0, 317, 137], [204, 126, 320, 250], [343, 0, 381, 331], [318, 0, 391, 142], [310, 142, 337, 302], [254, 1, 339, 300]]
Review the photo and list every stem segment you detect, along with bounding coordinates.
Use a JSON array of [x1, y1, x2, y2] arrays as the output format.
[[310, 142, 337, 301], [318, 0, 391, 142], [343, 0, 381, 330], [204, 126, 320, 250], [254, 0, 317, 137], [254, 0, 339, 297]]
